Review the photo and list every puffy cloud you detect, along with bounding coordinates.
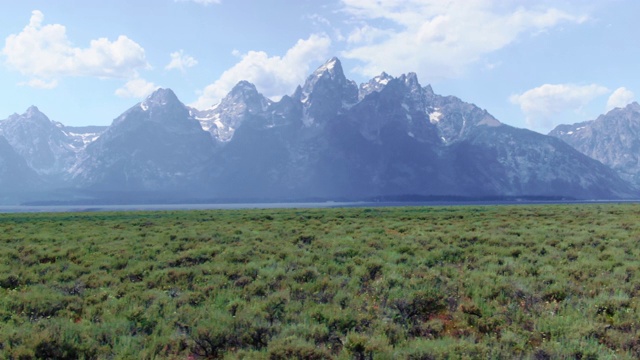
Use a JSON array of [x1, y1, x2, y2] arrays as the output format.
[[191, 34, 331, 109], [510, 83, 609, 132], [340, 0, 587, 79], [606, 87, 635, 111], [115, 77, 159, 98], [165, 50, 198, 72], [2, 10, 149, 87]]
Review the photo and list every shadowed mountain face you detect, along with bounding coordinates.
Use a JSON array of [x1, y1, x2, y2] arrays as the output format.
[[200, 58, 632, 200], [70, 89, 215, 192], [0, 58, 634, 203], [0, 135, 41, 193], [550, 102, 640, 187]]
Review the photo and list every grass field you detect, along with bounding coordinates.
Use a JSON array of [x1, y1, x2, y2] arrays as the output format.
[[1, 204, 640, 359]]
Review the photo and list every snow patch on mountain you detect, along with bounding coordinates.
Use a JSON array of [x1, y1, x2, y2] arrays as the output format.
[[429, 109, 443, 123], [194, 81, 272, 142], [359, 72, 393, 99]]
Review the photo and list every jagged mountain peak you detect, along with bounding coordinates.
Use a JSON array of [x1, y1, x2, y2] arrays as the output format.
[[625, 101, 640, 110], [108, 87, 201, 133], [8, 105, 52, 125], [1, 57, 634, 202], [399, 72, 421, 91], [606, 101, 640, 116], [423, 84, 434, 96], [618, 101, 639, 111], [140, 88, 180, 110], [229, 80, 259, 96], [359, 72, 394, 99], [190, 81, 272, 143], [0, 105, 81, 178], [1, 106, 66, 140], [582, 101, 640, 128], [301, 57, 351, 94], [149, 87, 177, 100], [224, 81, 270, 109], [75, 87, 214, 191], [25, 105, 44, 116], [296, 57, 359, 125], [549, 102, 640, 187], [315, 57, 344, 79]]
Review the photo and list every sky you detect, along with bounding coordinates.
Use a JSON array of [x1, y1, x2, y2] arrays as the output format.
[[1, 0, 639, 134]]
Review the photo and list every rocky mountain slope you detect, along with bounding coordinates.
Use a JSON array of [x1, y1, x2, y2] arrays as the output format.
[[202, 58, 631, 200], [550, 102, 640, 187], [0, 107, 105, 188], [0, 135, 42, 194], [70, 88, 215, 192], [0, 57, 635, 203]]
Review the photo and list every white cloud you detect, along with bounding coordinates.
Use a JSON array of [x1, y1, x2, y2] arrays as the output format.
[[115, 77, 159, 98], [339, 0, 587, 79], [346, 24, 389, 44], [307, 14, 331, 27], [191, 34, 331, 109], [606, 87, 635, 111], [484, 61, 502, 71], [510, 83, 609, 132], [18, 78, 58, 89], [2, 10, 149, 87], [165, 50, 198, 72]]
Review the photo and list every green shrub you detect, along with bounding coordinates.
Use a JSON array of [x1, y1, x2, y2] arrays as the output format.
[[1, 205, 640, 359]]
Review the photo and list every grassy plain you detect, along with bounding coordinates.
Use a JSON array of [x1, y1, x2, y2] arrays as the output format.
[[1, 204, 640, 359]]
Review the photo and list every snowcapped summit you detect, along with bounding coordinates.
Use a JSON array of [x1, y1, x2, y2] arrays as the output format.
[[295, 57, 359, 125], [192, 80, 272, 142], [298, 57, 357, 101], [359, 72, 394, 99], [310, 57, 348, 84], [313, 57, 344, 80], [325, 56, 339, 68], [0, 55, 633, 201], [376, 72, 392, 83]]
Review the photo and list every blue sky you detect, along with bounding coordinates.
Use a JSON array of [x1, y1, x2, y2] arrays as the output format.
[[1, 0, 638, 134]]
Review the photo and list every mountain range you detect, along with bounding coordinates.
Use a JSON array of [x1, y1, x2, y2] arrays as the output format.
[[0, 57, 636, 204], [550, 102, 640, 188]]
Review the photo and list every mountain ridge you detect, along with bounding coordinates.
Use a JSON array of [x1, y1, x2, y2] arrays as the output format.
[[549, 102, 640, 187], [0, 57, 635, 203]]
